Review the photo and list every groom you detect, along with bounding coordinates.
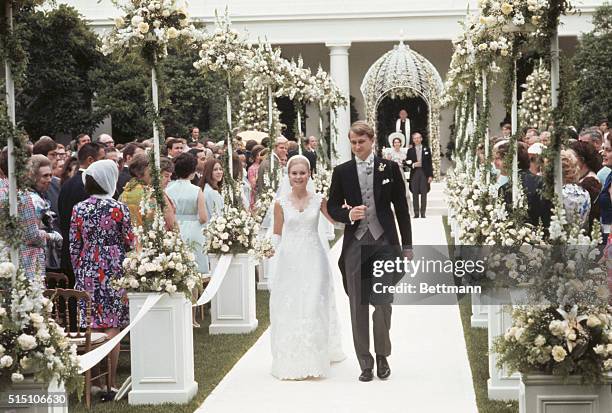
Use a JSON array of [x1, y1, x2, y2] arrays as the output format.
[[328, 121, 412, 382]]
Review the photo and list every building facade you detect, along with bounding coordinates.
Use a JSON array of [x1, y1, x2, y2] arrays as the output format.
[[62, 0, 603, 168]]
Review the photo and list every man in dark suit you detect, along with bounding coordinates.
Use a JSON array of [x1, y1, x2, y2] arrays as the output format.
[[406, 132, 433, 218], [58, 142, 105, 286], [302, 136, 318, 174], [327, 121, 412, 382]]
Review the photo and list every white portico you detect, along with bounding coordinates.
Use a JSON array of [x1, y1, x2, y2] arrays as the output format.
[[62, 0, 603, 170]]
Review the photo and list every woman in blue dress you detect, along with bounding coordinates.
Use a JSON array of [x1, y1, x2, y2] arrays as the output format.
[[200, 158, 225, 219], [165, 153, 209, 273]]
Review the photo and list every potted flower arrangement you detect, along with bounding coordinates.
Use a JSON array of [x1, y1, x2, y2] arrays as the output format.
[[0, 262, 81, 400], [115, 190, 202, 405], [205, 205, 263, 334], [494, 305, 612, 412]]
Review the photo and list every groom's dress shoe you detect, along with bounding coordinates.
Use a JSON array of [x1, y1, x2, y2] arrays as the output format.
[[359, 368, 373, 382], [376, 356, 391, 379]]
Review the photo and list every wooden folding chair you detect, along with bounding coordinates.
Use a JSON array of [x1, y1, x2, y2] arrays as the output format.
[[45, 289, 112, 409]]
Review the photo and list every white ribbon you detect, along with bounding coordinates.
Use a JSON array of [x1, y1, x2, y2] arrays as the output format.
[[77, 293, 164, 374], [193, 254, 233, 306]]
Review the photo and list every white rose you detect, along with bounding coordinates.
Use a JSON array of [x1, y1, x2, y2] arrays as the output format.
[[17, 334, 37, 351], [44, 347, 55, 357], [29, 312, 44, 326], [114, 16, 125, 28], [162, 9, 170, 17], [11, 372, 24, 383], [167, 27, 179, 39], [131, 15, 143, 27], [534, 335, 546, 347], [221, 244, 230, 253], [0, 262, 16, 278], [138, 22, 150, 34], [129, 279, 140, 289], [549, 320, 565, 337], [594, 344, 606, 355], [0, 355, 13, 367], [551, 345, 567, 362]]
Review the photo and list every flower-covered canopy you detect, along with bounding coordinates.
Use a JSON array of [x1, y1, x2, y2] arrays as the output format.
[[360, 41, 444, 179]]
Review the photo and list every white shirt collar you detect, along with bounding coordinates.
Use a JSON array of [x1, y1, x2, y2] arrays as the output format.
[[356, 151, 374, 164]]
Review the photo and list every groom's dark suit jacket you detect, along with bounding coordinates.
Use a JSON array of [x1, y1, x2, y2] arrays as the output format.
[[327, 156, 412, 294]]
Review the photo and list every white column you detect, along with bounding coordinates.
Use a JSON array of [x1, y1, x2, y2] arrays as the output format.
[[326, 42, 351, 165]]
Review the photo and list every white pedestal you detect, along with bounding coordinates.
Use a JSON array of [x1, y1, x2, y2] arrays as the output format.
[[487, 305, 519, 400], [209, 254, 258, 334], [6, 378, 68, 413], [127, 293, 198, 405], [520, 374, 612, 413], [257, 258, 270, 291], [470, 292, 488, 328]]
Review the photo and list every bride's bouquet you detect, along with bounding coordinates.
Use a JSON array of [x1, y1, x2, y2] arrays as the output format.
[[115, 188, 205, 298], [0, 262, 82, 393], [312, 168, 332, 198]]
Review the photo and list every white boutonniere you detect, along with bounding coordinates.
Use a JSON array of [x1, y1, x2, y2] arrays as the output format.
[[382, 178, 390, 185], [406, 160, 413, 165], [378, 163, 386, 172]]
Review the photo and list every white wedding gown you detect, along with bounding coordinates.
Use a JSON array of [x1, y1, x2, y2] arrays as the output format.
[[269, 192, 345, 379]]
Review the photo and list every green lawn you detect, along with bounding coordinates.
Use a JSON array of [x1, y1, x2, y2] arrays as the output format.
[[442, 216, 518, 413], [69, 289, 271, 413]]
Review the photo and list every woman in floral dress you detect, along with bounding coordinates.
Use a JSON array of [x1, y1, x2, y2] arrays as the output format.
[[70, 160, 134, 390]]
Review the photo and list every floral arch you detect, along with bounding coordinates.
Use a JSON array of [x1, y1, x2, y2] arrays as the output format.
[[360, 41, 444, 179]]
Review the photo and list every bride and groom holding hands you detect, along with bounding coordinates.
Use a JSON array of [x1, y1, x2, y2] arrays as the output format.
[[270, 120, 413, 382]]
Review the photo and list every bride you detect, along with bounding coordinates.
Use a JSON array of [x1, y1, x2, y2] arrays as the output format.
[[269, 155, 345, 380]]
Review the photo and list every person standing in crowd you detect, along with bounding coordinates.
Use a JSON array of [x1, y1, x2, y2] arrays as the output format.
[[119, 153, 176, 230], [406, 132, 433, 218], [160, 157, 175, 188], [190, 127, 200, 143], [395, 109, 410, 142], [28, 155, 62, 273], [0, 149, 46, 278], [105, 147, 119, 165], [58, 143, 105, 284], [248, 145, 267, 208], [570, 141, 602, 234], [116, 142, 145, 197], [500, 122, 512, 138], [166, 153, 209, 277], [303, 136, 318, 174], [75, 133, 91, 151], [256, 136, 288, 193], [200, 158, 225, 219], [492, 140, 510, 189], [70, 160, 134, 392], [561, 149, 591, 230], [188, 148, 207, 186], [53, 157, 65, 180], [33, 137, 60, 225], [527, 142, 546, 176], [600, 119, 609, 141], [98, 134, 115, 148], [60, 156, 79, 186], [599, 134, 612, 242], [499, 142, 552, 229], [166, 138, 184, 159]]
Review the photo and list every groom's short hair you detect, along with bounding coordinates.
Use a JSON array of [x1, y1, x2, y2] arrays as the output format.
[[349, 121, 375, 139]]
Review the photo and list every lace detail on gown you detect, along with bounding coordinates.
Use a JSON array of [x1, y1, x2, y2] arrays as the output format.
[[270, 192, 345, 380]]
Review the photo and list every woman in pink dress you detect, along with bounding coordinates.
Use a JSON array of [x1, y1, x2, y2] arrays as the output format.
[[248, 145, 268, 209]]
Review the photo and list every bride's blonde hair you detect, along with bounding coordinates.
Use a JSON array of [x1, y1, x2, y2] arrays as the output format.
[[287, 155, 311, 174]]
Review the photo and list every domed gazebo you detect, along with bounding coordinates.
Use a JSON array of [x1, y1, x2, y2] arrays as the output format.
[[360, 40, 444, 179]]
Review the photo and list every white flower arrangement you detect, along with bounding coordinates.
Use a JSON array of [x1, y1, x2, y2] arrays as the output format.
[[205, 206, 261, 256], [0, 264, 82, 392], [115, 188, 205, 298], [237, 75, 281, 133], [312, 168, 332, 198], [479, 0, 549, 34], [101, 0, 202, 60], [276, 56, 318, 103], [314, 65, 348, 111], [192, 11, 253, 78], [253, 186, 276, 224], [251, 237, 275, 260], [519, 60, 552, 131], [494, 305, 612, 383]]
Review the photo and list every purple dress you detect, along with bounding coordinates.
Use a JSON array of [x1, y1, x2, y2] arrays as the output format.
[[70, 197, 135, 329]]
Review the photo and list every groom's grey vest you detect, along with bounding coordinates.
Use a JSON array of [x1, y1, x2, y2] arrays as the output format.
[[355, 161, 384, 240]]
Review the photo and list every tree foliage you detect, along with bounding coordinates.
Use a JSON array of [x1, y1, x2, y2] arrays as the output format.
[[15, 5, 105, 139], [573, 3, 612, 128]]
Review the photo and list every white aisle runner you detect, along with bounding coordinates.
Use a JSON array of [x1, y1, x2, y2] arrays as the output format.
[[195, 217, 477, 413]]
